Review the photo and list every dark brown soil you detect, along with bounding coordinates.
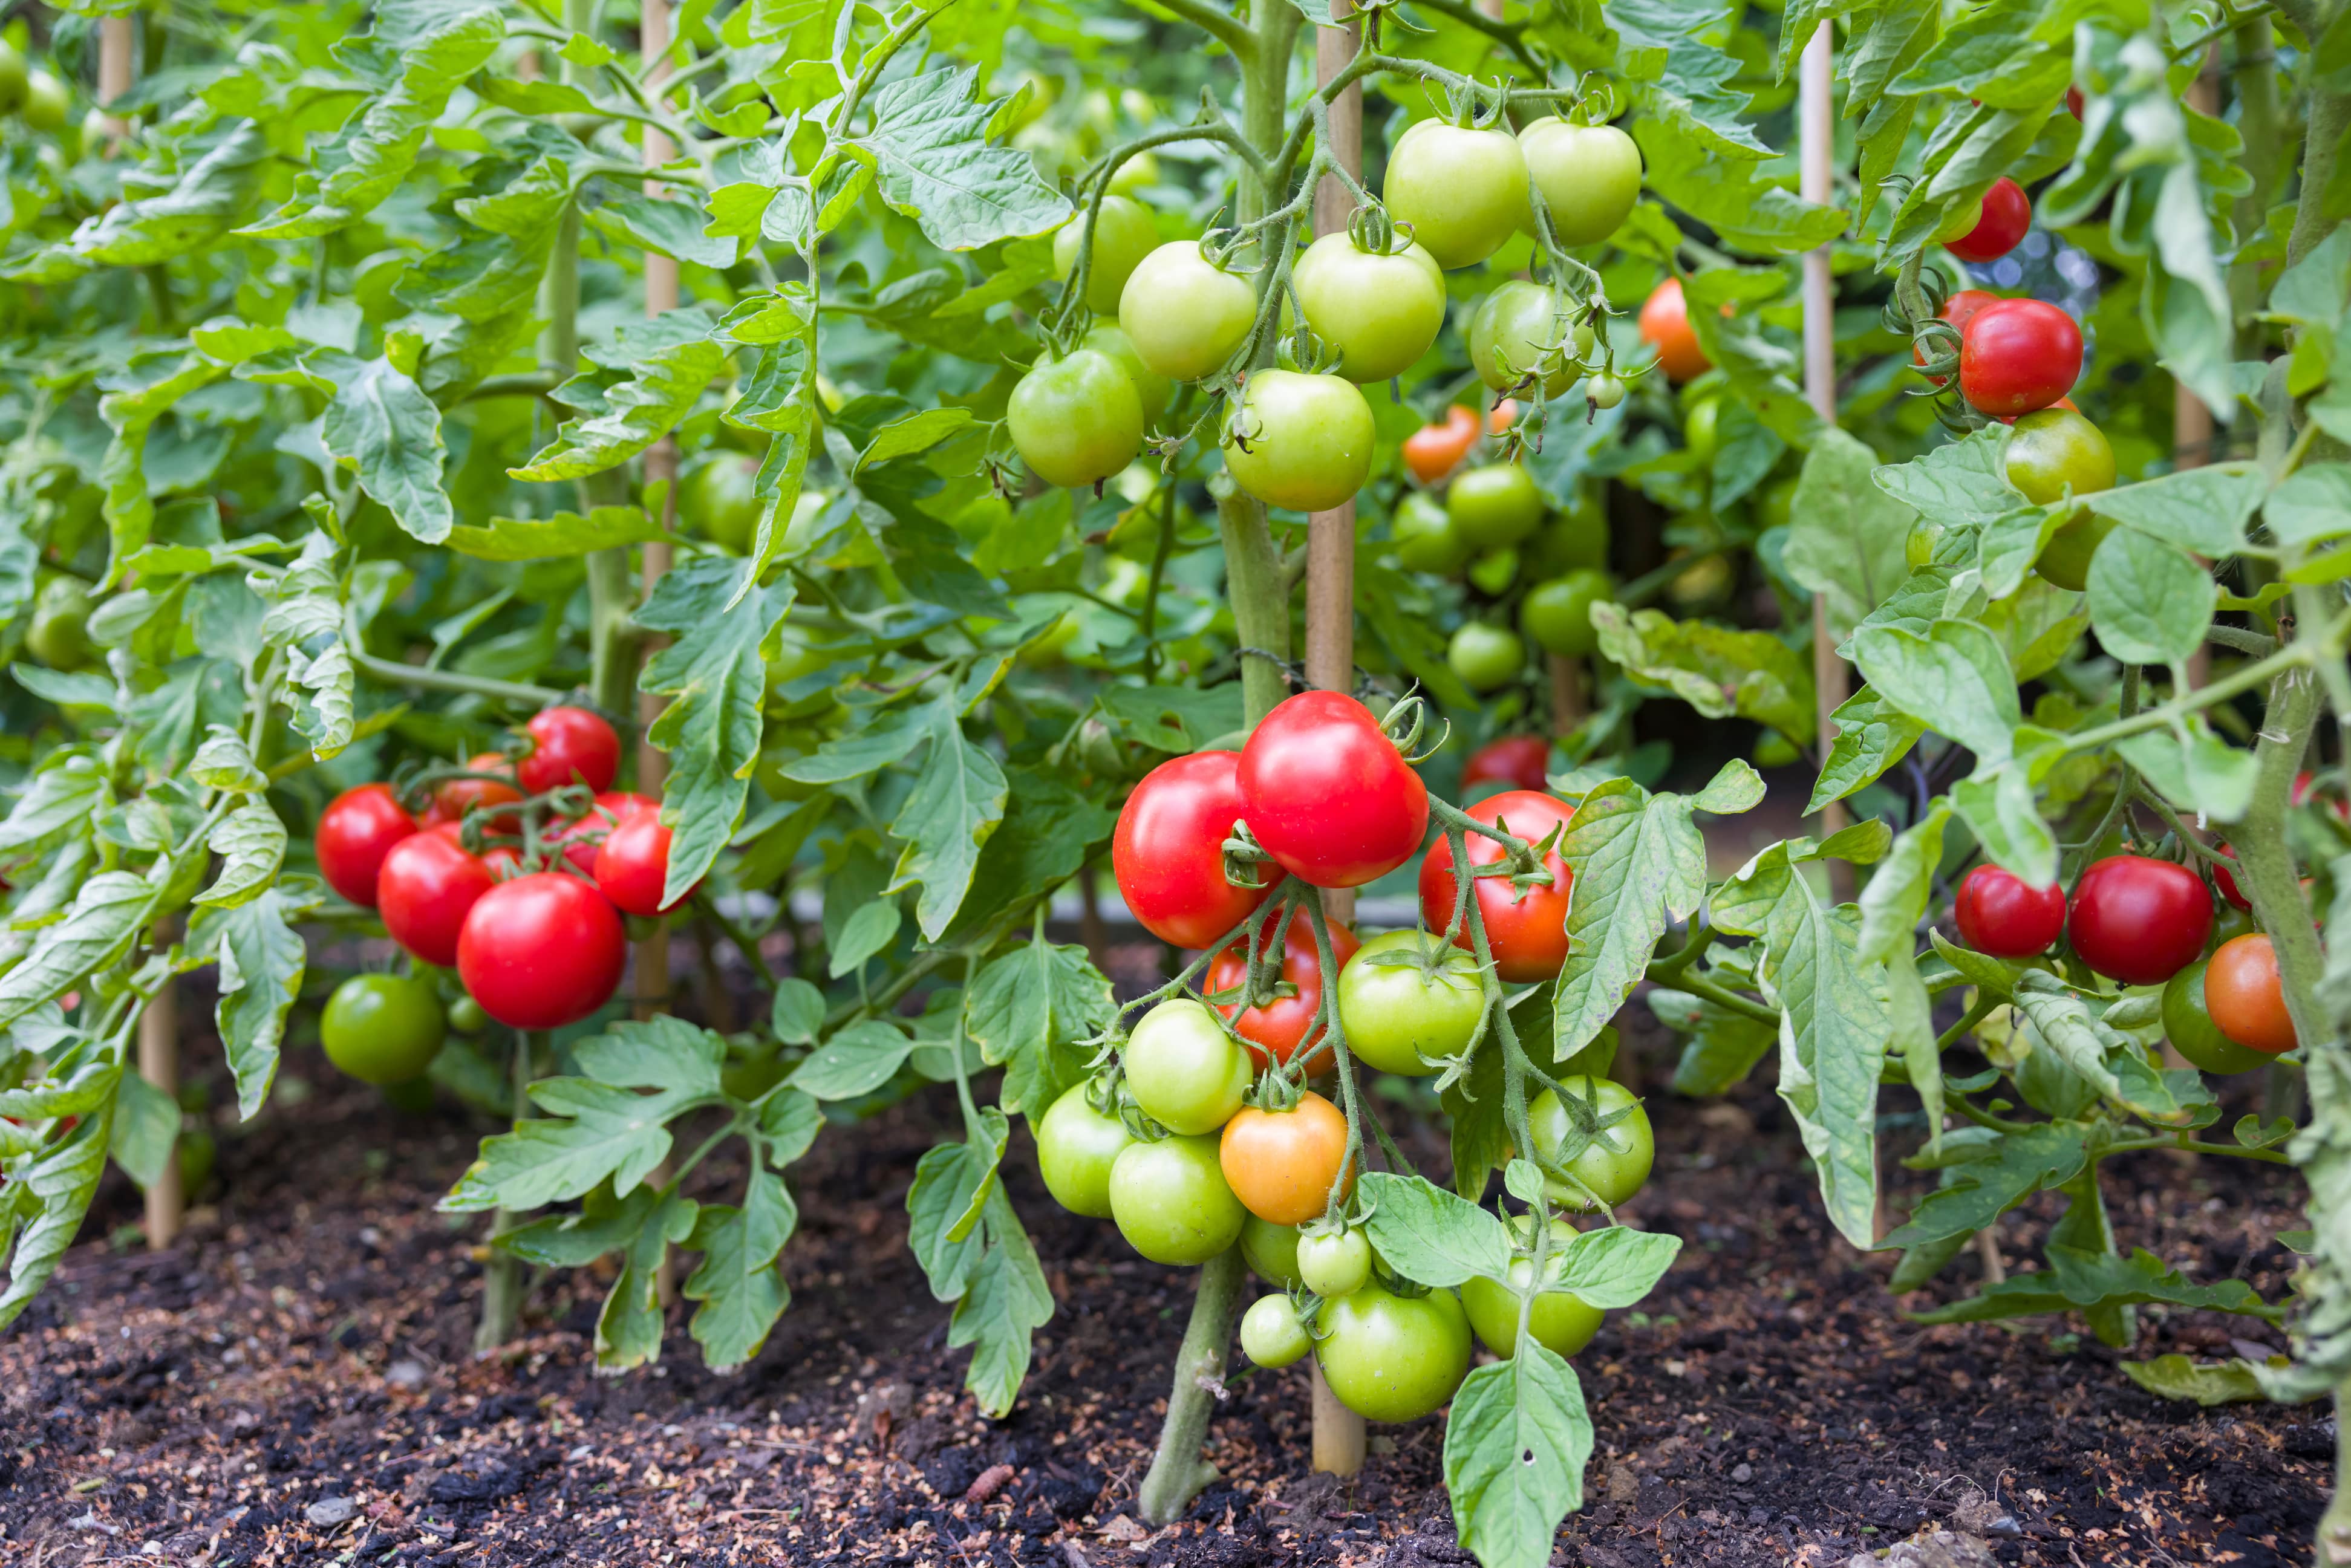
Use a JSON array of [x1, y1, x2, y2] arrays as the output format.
[[0, 983, 2329, 1567]]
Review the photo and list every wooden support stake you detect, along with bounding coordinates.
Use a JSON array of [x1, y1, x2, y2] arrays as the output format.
[[1799, 21, 1851, 882], [1304, 0, 1368, 1483], [97, 15, 132, 146], [140, 923, 182, 1249]]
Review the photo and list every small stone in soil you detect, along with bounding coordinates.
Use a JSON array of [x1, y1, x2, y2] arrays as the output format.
[[305, 1496, 360, 1527]]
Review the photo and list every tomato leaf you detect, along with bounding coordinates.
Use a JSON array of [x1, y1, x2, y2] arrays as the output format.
[[685, 1165, 798, 1371], [197, 802, 287, 909], [1782, 429, 1917, 641], [1911, 1241, 2281, 1327], [108, 1069, 180, 1192], [0, 871, 154, 1032], [967, 938, 1118, 1119], [2121, 1355, 2295, 1407], [1652, 987, 1776, 1098], [791, 1018, 916, 1101], [0, 755, 110, 856], [511, 311, 729, 483], [191, 885, 314, 1120], [1441, 1346, 1591, 1568], [1357, 1172, 1512, 1287], [0, 1109, 113, 1332], [1548, 772, 1710, 1058], [1590, 603, 1815, 741], [888, 704, 1010, 940], [844, 65, 1073, 252], [1849, 617, 2020, 764], [2082, 524, 2216, 669]]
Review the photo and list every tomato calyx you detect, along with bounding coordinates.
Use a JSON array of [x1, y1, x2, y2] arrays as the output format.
[[1533, 1077, 1643, 1206]]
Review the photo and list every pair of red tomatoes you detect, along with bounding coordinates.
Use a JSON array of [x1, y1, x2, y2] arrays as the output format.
[[1110, 693, 1577, 1070], [1955, 855, 2210, 986]]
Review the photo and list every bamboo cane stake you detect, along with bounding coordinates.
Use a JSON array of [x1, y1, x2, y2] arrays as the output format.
[[1305, 0, 1369, 1482], [1799, 21, 1851, 878]]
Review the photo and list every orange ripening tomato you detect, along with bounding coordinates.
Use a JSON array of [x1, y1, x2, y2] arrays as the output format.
[[2205, 934, 2297, 1055], [1638, 278, 1711, 383], [1486, 400, 1519, 434], [1403, 405, 1480, 485], [1219, 1091, 1352, 1225]]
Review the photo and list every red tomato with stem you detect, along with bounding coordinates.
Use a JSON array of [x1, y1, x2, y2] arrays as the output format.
[[2212, 844, 2250, 911], [546, 791, 660, 876], [1114, 752, 1273, 949], [1945, 177, 2032, 263], [316, 784, 417, 907], [2067, 854, 2213, 986], [2206, 934, 2297, 1054], [1236, 692, 1429, 889], [457, 873, 628, 1030], [1417, 789, 1574, 982], [1637, 278, 1710, 383], [1402, 405, 1479, 486], [1205, 909, 1360, 1073], [1960, 299, 2081, 417], [1462, 735, 1551, 793], [1952, 864, 2066, 957], [597, 809, 699, 917], [378, 824, 497, 968], [517, 706, 621, 795], [433, 753, 523, 831]]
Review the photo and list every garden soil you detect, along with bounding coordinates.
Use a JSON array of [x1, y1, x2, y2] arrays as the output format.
[[0, 969, 2327, 1567]]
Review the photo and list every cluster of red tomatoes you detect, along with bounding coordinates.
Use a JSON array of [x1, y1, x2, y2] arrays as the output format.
[[1952, 815, 2318, 1076], [1033, 691, 1655, 1419], [313, 706, 693, 1053]]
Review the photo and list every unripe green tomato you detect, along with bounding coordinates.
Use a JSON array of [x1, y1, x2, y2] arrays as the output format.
[[1241, 1294, 1312, 1368], [1223, 370, 1375, 513], [1242, 1214, 1305, 1287], [1520, 569, 1615, 659], [1382, 120, 1529, 269], [1470, 280, 1577, 396], [1586, 374, 1626, 411], [1120, 241, 1257, 382], [1466, 546, 1519, 596], [2209, 903, 2257, 950], [1080, 321, 1171, 425], [1392, 491, 1473, 574], [1684, 397, 1720, 469], [23, 70, 68, 134], [80, 106, 112, 151], [446, 994, 489, 1033], [1314, 1282, 1472, 1422], [321, 974, 448, 1086], [1516, 118, 1642, 247], [1528, 506, 1609, 576], [1664, 551, 1733, 612], [2163, 958, 2271, 1075], [1447, 463, 1545, 550], [1123, 997, 1251, 1134], [1905, 520, 1942, 571], [1449, 622, 1525, 693], [1461, 1258, 1603, 1359], [1008, 348, 1145, 489], [2033, 512, 2118, 594], [1291, 231, 1447, 383], [1334, 929, 1484, 1075], [25, 576, 93, 671], [1753, 473, 1799, 532], [1107, 149, 1160, 195], [1527, 1076, 1654, 1207], [1035, 1082, 1136, 1218], [1296, 1226, 1373, 1298], [685, 454, 762, 553], [2006, 409, 2115, 506], [1109, 1134, 1248, 1264], [0, 42, 27, 116], [1053, 194, 1158, 313]]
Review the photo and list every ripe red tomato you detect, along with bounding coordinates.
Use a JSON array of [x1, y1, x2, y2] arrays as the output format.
[[2293, 770, 2351, 822], [457, 872, 627, 1030], [597, 808, 698, 916], [1403, 405, 1479, 486], [432, 753, 523, 830], [316, 784, 417, 908], [1218, 1091, 1352, 1225], [1205, 910, 1360, 1073], [1417, 789, 1574, 982], [1952, 864, 2066, 957], [377, 824, 497, 967], [1911, 288, 2002, 389], [2205, 934, 2297, 1055], [517, 706, 621, 795], [1114, 752, 1274, 949], [1463, 735, 1551, 793], [2212, 845, 2250, 911], [1236, 692, 1429, 889], [481, 844, 524, 880], [1638, 278, 1710, 383], [1945, 177, 2031, 263], [1960, 299, 2081, 417], [2066, 85, 2084, 118], [2067, 855, 2213, 986], [546, 791, 660, 876]]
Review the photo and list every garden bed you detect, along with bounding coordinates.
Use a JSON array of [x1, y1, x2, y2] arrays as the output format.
[[1, 1002, 2324, 1567]]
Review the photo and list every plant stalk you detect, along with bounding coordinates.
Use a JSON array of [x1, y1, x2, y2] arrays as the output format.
[[1135, 1246, 1245, 1524], [474, 1029, 540, 1355]]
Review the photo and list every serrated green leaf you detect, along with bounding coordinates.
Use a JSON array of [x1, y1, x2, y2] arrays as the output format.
[[1850, 617, 2019, 763], [1443, 1348, 1591, 1568], [0, 1110, 112, 1332], [189, 887, 310, 1119], [510, 313, 728, 483], [684, 1165, 797, 1370], [967, 938, 1118, 1118], [197, 802, 287, 908], [769, 978, 826, 1045], [2085, 525, 2215, 669], [1357, 1172, 1513, 1287], [0, 871, 153, 1031], [847, 66, 1073, 252], [109, 1069, 178, 1191], [446, 507, 670, 561], [793, 1018, 916, 1100], [1551, 777, 1708, 1055], [1782, 428, 1917, 640]]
